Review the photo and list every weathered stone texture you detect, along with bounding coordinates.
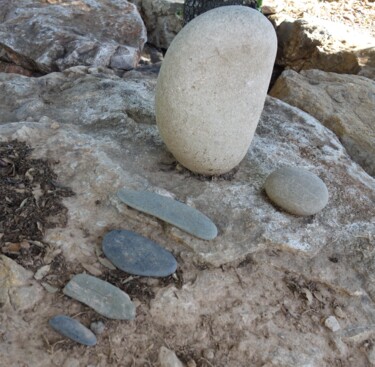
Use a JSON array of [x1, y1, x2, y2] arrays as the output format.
[[273, 15, 375, 74], [0, 0, 147, 73], [270, 69, 375, 176]]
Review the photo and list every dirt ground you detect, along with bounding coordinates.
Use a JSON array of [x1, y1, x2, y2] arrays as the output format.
[[1, 1, 375, 367]]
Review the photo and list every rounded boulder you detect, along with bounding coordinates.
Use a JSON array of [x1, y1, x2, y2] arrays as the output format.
[[155, 6, 277, 175]]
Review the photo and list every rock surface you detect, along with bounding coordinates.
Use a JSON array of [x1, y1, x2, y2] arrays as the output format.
[[0, 255, 44, 311], [274, 15, 375, 74], [0, 67, 156, 125], [156, 6, 277, 175], [265, 166, 329, 216], [158, 347, 184, 367], [0, 81, 373, 268], [63, 274, 136, 320], [270, 69, 375, 176], [103, 229, 178, 277], [117, 188, 217, 240], [0, 0, 147, 74], [0, 68, 374, 366], [139, 0, 184, 49], [49, 315, 97, 346]]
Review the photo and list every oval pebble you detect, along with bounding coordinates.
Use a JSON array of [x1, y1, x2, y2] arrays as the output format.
[[264, 167, 329, 216], [117, 188, 217, 240], [103, 230, 178, 277], [63, 273, 136, 320], [49, 315, 97, 346]]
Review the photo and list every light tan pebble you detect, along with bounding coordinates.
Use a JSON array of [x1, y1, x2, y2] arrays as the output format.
[[39, 116, 51, 124], [202, 349, 215, 360], [187, 359, 197, 367], [325, 315, 341, 332], [34, 264, 51, 280], [334, 306, 347, 319], [158, 347, 184, 367], [41, 282, 59, 293], [50, 121, 60, 130], [81, 263, 102, 276]]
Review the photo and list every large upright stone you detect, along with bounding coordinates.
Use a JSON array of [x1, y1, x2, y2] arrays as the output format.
[[155, 6, 277, 175]]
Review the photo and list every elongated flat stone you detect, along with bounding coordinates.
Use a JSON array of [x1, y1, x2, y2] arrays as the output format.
[[49, 315, 97, 346], [117, 188, 218, 240], [63, 273, 135, 320], [103, 230, 178, 277]]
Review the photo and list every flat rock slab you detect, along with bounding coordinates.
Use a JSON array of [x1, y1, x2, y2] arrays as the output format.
[[117, 188, 218, 240], [49, 315, 97, 346], [0, 68, 374, 271], [63, 274, 136, 320], [265, 166, 329, 216], [103, 230, 178, 277]]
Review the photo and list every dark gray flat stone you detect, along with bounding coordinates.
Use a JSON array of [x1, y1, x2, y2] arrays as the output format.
[[49, 315, 97, 346], [103, 230, 178, 277], [63, 273, 136, 320], [117, 188, 218, 240], [265, 167, 329, 216]]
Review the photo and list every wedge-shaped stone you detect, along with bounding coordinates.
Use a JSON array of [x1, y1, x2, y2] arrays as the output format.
[[63, 274, 135, 320], [117, 188, 217, 240], [103, 230, 177, 277], [49, 315, 97, 346]]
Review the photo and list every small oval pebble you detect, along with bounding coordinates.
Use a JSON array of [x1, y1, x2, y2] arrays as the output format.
[[117, 188, 217, 240], [103, 230, 177, 277], [49, 315, 97, 346], [264, 167, 329, 216], [63, 273, 135, 320], [324, 315, 341, 332]]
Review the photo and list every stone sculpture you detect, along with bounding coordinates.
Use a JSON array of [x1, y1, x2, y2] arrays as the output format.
[[155, 6, 277, 175]]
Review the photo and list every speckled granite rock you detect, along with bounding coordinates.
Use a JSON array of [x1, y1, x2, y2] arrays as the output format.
[[156, 6, 277, 175]]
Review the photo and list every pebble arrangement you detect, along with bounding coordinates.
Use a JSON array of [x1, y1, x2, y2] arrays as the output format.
[[48, 188, 216, 345], [49, 175, 328, 345]]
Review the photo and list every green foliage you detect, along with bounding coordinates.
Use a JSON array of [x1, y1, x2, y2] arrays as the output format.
[[257, 0, 263, 10]]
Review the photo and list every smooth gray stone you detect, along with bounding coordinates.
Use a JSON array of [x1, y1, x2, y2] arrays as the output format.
[[103, 230, 178, 277], [49, 315, 97, 346], [117, 188, 218, 240], [63, 273, 136, 320], [265, 167, 329, 216]]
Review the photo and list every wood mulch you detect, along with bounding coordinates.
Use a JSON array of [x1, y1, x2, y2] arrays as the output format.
[[0, 140, 74, 271]]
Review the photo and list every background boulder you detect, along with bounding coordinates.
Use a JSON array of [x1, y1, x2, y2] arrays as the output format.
[[0, 0, 147, 74], [270, 69, 375, 176]]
